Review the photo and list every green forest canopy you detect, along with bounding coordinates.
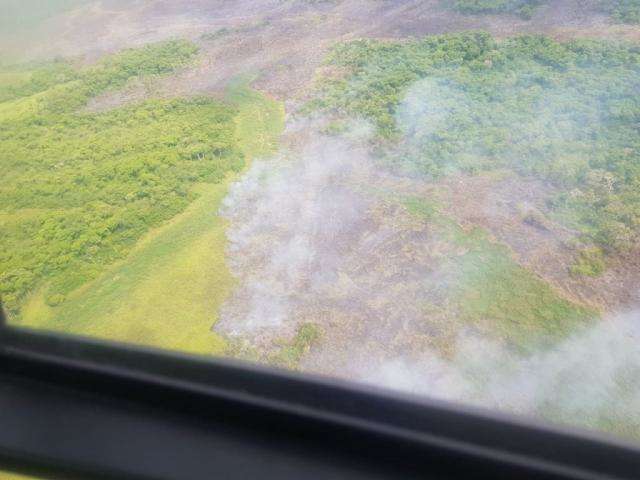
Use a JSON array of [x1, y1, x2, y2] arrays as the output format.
[[0, 40, 246, 315], [451, 0, 640, 22], [601, 0, 640, 23], [312, 32, 640, 253], [452, 0, 544, 19]]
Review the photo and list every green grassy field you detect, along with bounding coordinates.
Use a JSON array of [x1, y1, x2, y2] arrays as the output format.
[[19, 180, 234, 353], [24, 89, 279, 355], [15, 81, 284, 355], [0, 40, 285, 354]]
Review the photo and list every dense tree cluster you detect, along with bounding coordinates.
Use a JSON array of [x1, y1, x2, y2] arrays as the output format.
[[599, 0, 640, 23], [313, 32, 640, 253], [450, 0, 640, 23], [0, 41, 243, 314], [0, 61, 78, 103], [451, 0, 544, 19]]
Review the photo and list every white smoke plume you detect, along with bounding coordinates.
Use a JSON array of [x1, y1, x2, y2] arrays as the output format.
[[217, 121, 377, 343], [358, 310, 640, 439], [216, 76, 640, 441]]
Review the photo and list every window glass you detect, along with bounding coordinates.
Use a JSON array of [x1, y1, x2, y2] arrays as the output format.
[[2, 0, 640, 442]]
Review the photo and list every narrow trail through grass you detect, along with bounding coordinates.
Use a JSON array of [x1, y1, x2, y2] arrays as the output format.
[[18, 83, 285, 355]]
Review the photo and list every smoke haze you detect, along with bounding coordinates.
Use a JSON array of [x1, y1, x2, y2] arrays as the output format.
[[357, 310, 640, 438], [217, 77, 640, 439], [217, 123, 375, 343]]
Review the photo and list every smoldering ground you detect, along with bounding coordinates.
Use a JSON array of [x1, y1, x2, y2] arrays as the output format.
[[217, 124, 640, 438], [217, 122, 377, 344], [216, 71, 640, 439], [357, 310, 640, 439]]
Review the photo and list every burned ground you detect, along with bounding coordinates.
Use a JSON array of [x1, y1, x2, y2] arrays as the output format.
[[7, 0, 639, 106]]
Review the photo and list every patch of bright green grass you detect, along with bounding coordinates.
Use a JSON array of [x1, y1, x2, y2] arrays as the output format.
[[0, 70, 31, 88], [569, 247, 606, 278], [224, 323, 322, 370], [403, 196, 440, 221], [0, 60, 78, 102], [19, 181, 233, 354], [226, 74, 284, 157], [269, 323, 323, 370]]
